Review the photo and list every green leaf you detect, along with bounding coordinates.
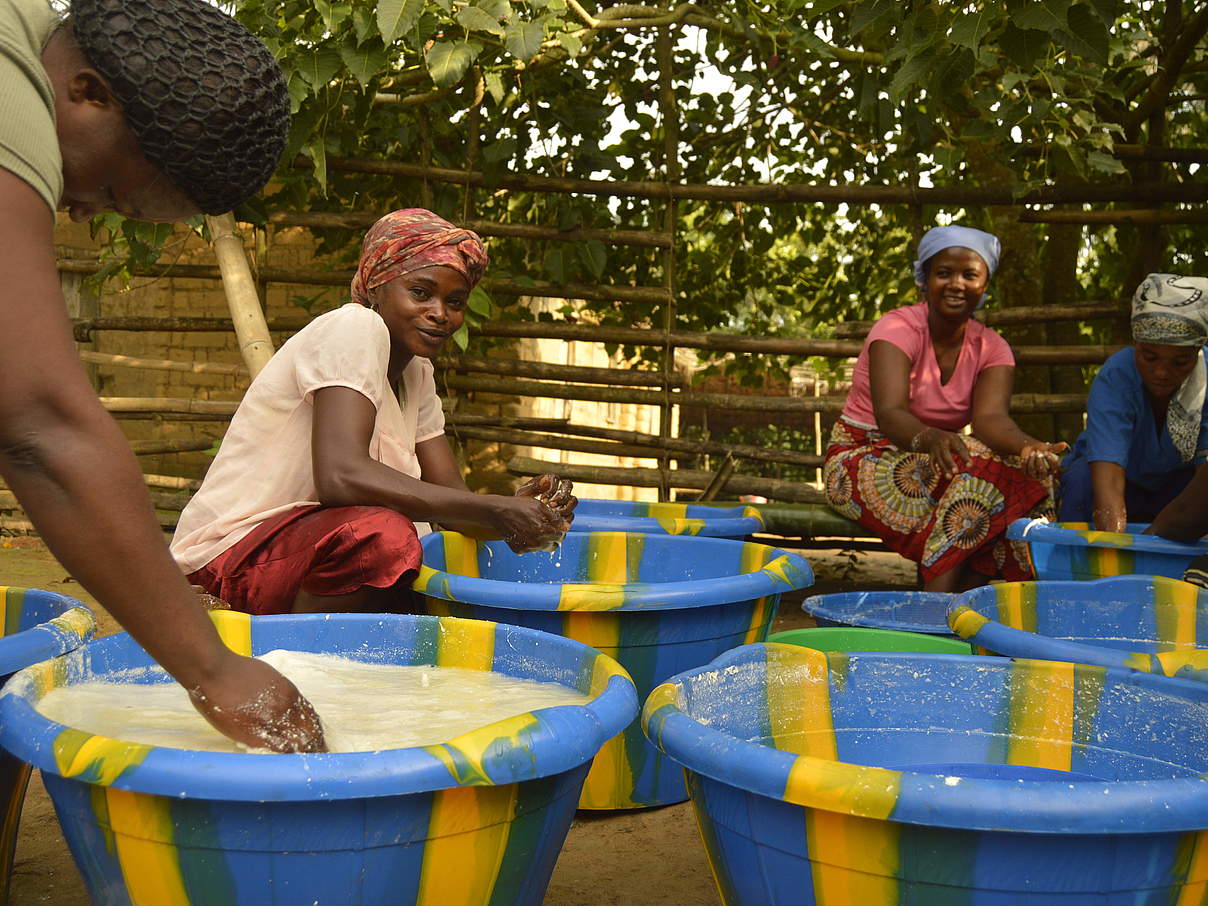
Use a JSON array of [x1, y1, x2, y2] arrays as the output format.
[[543, 247, 567, 283], [1010, 0, 1072, 33], [457, 6, 506, 35], [485, 70, 505, 103], [467, 285, 493, 317], [793, 30, 837, 60], [576, 240, 606, 278], [888, 54, 934, 101], [1087, 150, 1126, 174], [378, 0, 424, 45], [504, 21, 544, 60], [949, 9, 993, 50], [306, 135, 328, 193], [1060, 4, 1109, 65], [451, 324, 469, 350], [999, 22, 1046, 69], [479, 0, 512, 20], [286, 72, 309, 113], [340, 38, 389, 88], [298, 48, 342, 88], [426, 40, 480, 87], [557, 31, 582, 57], [352, 6, 378, 44]]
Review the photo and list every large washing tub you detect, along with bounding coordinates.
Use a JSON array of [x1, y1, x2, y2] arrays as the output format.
[[568, 499, 764, 539], [950, 574, 1208, 680], [0, 586, 94, 901], [416, 530, 813, 808], [644, 642, 1208, 905], [1007, 518, 1208, 580], [0, 611, 636, 906]]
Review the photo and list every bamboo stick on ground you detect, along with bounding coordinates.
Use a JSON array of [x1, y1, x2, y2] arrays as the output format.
[[506, 455, 827, 503]]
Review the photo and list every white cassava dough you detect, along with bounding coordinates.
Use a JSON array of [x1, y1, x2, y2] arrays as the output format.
[[36, 649, 591, 754]]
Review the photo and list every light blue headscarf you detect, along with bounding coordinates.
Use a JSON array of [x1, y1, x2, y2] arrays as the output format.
[[912, 225, 1002, 309]]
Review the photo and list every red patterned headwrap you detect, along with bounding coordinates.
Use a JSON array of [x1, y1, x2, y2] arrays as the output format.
[[350, 208, 488, 307]]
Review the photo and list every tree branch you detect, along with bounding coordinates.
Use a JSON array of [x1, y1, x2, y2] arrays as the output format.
[[1125, 3, 1208, 133]]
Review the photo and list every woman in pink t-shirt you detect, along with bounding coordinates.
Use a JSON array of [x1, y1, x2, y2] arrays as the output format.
[[174, 210, 575, 615], [823, 226, 1066, 592]]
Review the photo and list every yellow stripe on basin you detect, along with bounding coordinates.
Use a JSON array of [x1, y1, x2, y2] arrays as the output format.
[[768, 646, 837, 761], [1006, 661, 1074, 772], [53, 729, 154, 787], [1153, 576, 1199, 652], [209, 610, 252, 656], [995, 582, 1037, 633], [437, 618, 495, 672], [107, 788, 190, 906], [417, 783, 519, 906]]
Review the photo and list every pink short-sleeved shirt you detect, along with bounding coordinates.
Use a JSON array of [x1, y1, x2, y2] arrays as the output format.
[[840, 303, 1014, 433], [171, 304, 445, 573]]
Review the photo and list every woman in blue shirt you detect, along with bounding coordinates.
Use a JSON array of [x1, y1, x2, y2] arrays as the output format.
[[1059, 274, 1208, 531]]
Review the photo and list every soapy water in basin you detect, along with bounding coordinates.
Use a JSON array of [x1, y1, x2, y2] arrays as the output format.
[[36, 649, 589, 753]]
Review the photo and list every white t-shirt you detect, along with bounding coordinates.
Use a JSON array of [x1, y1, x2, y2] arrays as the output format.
[[171, 304, 446, 573]]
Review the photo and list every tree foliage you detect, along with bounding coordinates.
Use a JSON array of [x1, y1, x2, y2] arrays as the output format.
[[104, 2, 1208, 378]]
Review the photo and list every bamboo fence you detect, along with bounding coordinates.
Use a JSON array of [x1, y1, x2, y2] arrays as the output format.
[[50, 18, 1204, 517]]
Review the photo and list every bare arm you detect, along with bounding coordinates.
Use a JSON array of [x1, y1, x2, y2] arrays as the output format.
[[311, 385, 567, 549], [868, 339, 968, 477], [0, 170, 323, 752], [1147, 462, 1208, 541], [1090, 460, 1128, 531], [970, 365, 1067, 477]]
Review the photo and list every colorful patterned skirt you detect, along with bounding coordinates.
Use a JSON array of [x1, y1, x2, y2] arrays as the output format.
[[823, 417, 1054, 582]]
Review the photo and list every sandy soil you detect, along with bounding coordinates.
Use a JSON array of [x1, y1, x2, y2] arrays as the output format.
[[0, 538, 914, 906]]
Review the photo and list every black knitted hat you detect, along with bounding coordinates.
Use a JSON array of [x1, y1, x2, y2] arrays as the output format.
[[70, 0, 290, 214]]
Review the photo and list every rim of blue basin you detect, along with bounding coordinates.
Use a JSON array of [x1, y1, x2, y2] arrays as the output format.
[[0, 612, 638, 803], [416, 532, 813, 612], [642, 643, 1208, 834], [0, 587, 95, 676], [949, 575, 1208, 680], [801, 590, 954, 635], [1006, 517, 1208, 556], [567, 499, 765, 538]]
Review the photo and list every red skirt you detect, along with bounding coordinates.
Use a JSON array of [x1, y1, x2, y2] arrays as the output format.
[[822, 418, 1053, 582], [188, 505, 423, 615]]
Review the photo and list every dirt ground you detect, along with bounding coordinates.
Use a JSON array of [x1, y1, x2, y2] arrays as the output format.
[[0, 536, 914, 906]]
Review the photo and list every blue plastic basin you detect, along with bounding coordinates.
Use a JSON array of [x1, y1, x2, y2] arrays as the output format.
[[950, 574, 1208, 682], [567, 499, 764, 539], [415, 530, 813, 808], [802, 590, 957, 636], [0, 611, 636, 906], [1007, 518, 1208, 581], [644, 643, 1208, 904]]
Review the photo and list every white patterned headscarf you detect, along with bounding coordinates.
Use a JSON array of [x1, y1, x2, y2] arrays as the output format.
[[1131, 273, 1208, 462], [912, 225, 1002, 310]]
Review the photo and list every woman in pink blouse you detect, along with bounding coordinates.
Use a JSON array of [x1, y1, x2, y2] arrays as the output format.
[[173, 209, 575, 615], [823, 225, 1066, 592]]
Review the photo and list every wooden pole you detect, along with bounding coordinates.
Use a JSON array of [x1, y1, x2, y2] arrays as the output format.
[[507, 455, 827, 503], [309, 156, 1208, 205], [79, 350, 249, 376], [205, 212, 275, 378]]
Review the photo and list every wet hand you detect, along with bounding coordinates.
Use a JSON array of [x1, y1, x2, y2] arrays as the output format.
[[516, 473, 577, 524], [1019, 441, 1069, 479], [495, 493, 569, 554], [190, 584, 231, 611], [188, 654, 327, 753]]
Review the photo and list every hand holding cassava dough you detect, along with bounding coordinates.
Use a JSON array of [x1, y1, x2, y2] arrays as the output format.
[[0, 0, 324, 751]]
